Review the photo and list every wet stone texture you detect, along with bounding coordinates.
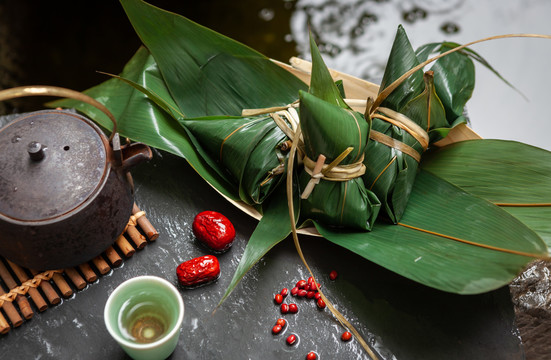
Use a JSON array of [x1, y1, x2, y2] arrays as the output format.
[[0, 145, 528, 360], [510, 260, 551, 360]]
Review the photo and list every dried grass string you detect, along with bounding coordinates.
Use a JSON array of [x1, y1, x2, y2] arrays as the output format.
[[286, 127, 379, 360]]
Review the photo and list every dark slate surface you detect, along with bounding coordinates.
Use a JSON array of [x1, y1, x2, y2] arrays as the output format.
[[0, 125, 524, 359]]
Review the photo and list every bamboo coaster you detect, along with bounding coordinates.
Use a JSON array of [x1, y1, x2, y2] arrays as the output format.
[[7, 261, 48, 312], [105, 246, 123, 267], [115, 235, 136, 258], [0, 287, 22, 328], [30, 269, 61, 305], [0, 262, 34, 319], [64, 268, 86, 290], [133, 204, 158, 240], [78, 263, 98, 283], [0, 312, 9, 335], [0, 203, 158, 334]]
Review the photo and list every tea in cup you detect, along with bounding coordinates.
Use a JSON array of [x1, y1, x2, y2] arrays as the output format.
[[104, 276, 184, 360]]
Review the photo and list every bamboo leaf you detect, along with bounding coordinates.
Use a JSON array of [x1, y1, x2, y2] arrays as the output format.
[[422, 139, 551, 248], [120, 0, 307, 117], [49, 47, 239, 201], [317, 170, 548, 294], [219, 181, 297, 305], [308, 32, 349, 108], [416, 43, 475, 126], [400, 71, 448, 142], [379, 25, 424, 111]]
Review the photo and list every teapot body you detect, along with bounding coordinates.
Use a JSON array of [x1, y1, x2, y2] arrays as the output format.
[[0, 109, 150, 270], [0, 164, 134, 270]]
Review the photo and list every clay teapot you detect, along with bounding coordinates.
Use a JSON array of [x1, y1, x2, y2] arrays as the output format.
[[0, 86, 152, 270]]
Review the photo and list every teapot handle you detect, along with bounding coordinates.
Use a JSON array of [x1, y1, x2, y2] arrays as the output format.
[[0, 85, 118, 143]]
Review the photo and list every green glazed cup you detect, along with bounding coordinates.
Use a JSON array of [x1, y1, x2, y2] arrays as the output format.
[[104, 276, 184, 360]]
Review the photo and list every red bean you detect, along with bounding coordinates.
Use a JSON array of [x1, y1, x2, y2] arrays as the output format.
[[280, 288, 289, 297], [314, 293, 322, 300], [306, 352, 317, 360], [307, 291, 315, 299], [291, 286, 299, 296], [280, 303, 289, 314], [329, 270, 338, 280], [307, 276, 315, 287], [274, 294, 283, 304], [296, 280, 307, 289], [316, 298, 326, 309], [341, 331, 352, 341], [286, 334, 297, 345], [289, 303, 298, 313], [297, 289, 308, 297], [276, 318, 286, 327], [272, 324, 282, 334]]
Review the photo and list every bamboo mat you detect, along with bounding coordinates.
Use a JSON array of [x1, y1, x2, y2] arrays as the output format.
[[0, 203, 158, 334]]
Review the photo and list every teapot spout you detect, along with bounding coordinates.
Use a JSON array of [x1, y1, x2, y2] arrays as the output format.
[[121, 142, 153, 171]]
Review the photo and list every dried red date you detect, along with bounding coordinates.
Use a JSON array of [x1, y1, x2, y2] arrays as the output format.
[[192, 211, 236, 252], [176, 255, 220, 287]]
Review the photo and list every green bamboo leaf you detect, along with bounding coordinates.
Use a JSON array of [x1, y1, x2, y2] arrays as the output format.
[[317, 170, 548, 294], [120, 0, 307, 117], [49, 47, 239, 201], [219, 181, 297, 305], [422, 139, 551, 248], [380, 25, 424, 111], [308, 32, 349, 108], [299, 91, 367, 164], [416, 42, 475, 125], [400, 71, 448, 143]]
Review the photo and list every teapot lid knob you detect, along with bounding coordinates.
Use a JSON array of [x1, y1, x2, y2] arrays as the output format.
[[27, 141, 45, 161]]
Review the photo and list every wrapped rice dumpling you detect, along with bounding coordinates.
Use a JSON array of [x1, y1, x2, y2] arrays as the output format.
[[362, 25, 474, 223], [181, 115, 289, 205], [298, 92, 380, 230], [297, 34, 380, 230]]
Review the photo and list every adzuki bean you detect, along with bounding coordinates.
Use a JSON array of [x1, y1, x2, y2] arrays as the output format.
[[272, 324, 282, 334], [306, 351, 317, 360], [286, 334, 297, 346], [341, 331, 352, 341]]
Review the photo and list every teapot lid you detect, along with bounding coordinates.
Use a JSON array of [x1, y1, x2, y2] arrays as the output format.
[[0, 110, 108, 222]]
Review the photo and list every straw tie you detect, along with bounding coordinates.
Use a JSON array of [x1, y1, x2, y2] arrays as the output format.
[[0, 270, 63, 307], [124, 210, 146, 232], [301, 149, 366, 199], [369, 105, 429, 163]]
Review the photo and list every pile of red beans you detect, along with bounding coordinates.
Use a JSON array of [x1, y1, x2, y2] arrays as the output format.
[[270, 270, 352, 359]]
